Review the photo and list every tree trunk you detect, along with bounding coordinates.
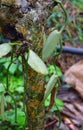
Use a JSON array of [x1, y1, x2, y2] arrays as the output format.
[[27, 68, 45, 130]]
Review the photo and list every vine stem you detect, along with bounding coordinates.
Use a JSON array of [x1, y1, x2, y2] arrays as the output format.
[[22, 54, 28, 129], [6, 49, 17, 123], [6, 51, 13, 91], [54, 0, 68, 32]]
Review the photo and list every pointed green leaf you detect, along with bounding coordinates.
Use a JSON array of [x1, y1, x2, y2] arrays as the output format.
[[0, 43, 12, 58], [42, 30, 61, 61], [44, 73, 58, 101], [28, 50, 48, 75]]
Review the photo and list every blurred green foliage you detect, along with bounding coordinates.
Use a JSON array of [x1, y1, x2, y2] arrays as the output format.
[[72, 0, 83, 10], [0, 56, 25, 129]]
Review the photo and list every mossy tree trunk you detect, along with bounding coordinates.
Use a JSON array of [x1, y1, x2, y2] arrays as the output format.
[[18, 1, 54, 130], [27, 68, 45, 130], [22, 43, 46, 130]]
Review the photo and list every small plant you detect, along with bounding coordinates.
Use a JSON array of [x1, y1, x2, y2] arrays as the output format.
[[0, 0, 68, 129]]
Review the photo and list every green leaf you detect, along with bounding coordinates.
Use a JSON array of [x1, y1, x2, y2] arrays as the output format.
[[0, 43, 12, 58], [55, 98, 64, 106], [0, 57, 7, 63], [5, 95, 12, 103], [44, 94, 51, 107], [52, 98, 64, 111], [3, 61, 10, 69], [0, 84, 5, 93], [16, 86, 24, 93], [5, 109, 25, 125], [55, 66, 62, 77], [9, 63, 17, 74], [44, 73, 58, 101], [42, 30, 61, 61], [28, 50, 48, 75]]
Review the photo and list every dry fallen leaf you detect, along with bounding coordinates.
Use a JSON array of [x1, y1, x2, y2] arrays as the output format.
[[63, 116, 79, 130], [64, 60, 83, 98]]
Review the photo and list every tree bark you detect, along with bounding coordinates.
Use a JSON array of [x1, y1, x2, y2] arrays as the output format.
[[19, 1, 54, 129], [27, 68, 45, 130]]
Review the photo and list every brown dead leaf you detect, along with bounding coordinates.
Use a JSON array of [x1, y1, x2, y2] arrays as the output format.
[[48, 86, 56, 110], [64, 60, 83, 98], [57, 86, 83, 128], [63, 116, 79, 130]]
